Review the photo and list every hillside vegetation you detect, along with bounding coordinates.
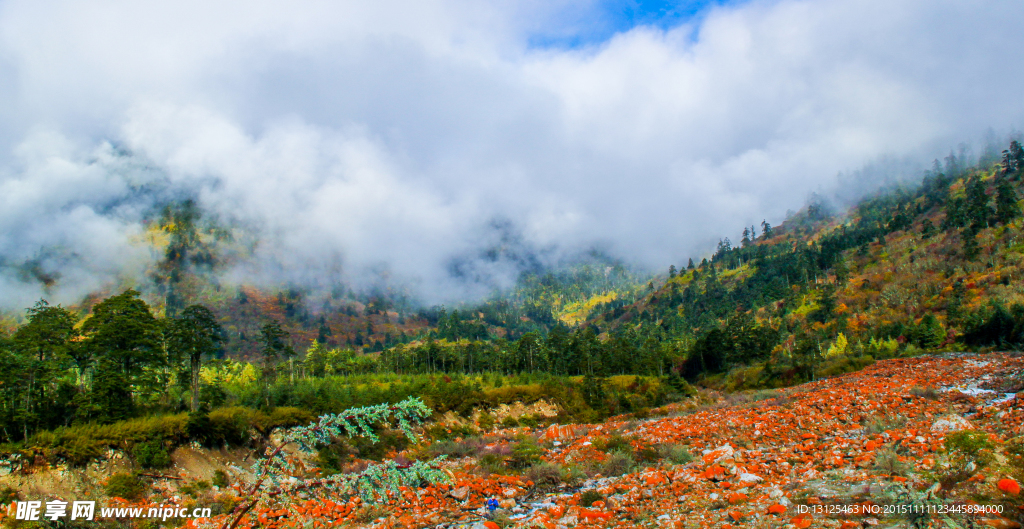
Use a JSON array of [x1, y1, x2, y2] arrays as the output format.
[[1, 140, 1023, 479]]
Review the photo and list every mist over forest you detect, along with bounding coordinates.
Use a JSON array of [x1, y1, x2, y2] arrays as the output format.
[[3, 0, 1024, 310]]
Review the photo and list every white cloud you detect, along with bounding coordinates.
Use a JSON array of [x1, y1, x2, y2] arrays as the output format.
[[1, 0, 1024, 306]]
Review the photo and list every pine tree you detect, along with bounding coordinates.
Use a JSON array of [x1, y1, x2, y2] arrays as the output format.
[[686, 258, 695, 270], [167, 305, 224, 412], [963, 227, 981, 261], [921, 218, 936, 238], [965, 176, 992, 230], [995, 176, 1021, 224]]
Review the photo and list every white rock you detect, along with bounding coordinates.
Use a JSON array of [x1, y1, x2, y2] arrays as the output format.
[[931, 414, 972, 432], [658, 514, 671, 521], [738, 473, 763, 483], [709, 493, 720, 500]]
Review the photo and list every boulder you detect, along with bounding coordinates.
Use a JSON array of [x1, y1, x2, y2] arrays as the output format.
[[931, 414, 972, 432]]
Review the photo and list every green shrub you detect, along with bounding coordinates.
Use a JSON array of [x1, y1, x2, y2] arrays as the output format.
[[262, 407, 315, 431], [525, 462, 563, 490], [593, 434, 634, 454], [180, 480, 211, 497], [873, 448, 909, 476], [602, 450, 635, 477], [206, 407, 257, 446], [478, 453, 507, 475], [657, 444, 693, 465], [635, 444, 660, 463], [518, 415, 539, 428], [560, 464, 589, 486], [105, 473, 147, 500], [477, 412, 496, 432], [132, 439, 172, 469], [0, 486, 18, 504], [944, 430, 994, 466], [507, 436, 544, 469], [212, 470, 229, 488], [579, 489, 604, 507], [864, 412, 907, 434], [423, 423, 477, 442], [909, 386, 939, 399]]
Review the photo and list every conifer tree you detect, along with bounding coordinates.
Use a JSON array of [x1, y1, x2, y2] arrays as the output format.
[[965, 176, 992, 230], [995, 176, 1021, 224], [167, 304, 224, 412]]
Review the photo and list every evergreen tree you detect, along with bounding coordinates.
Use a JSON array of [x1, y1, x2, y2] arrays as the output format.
[[963, 227, 981, 261], [995, 176, 1021, 224], [921, 218, 936, 238], [760, 220, 773, 240], [80, 290, 163, 422], [1002, 140, 1024, 177], [965, 176, 992, 230], [686, 258, 695, 270], [11, 300, 77, 438], [167, 305, 224, 412], [257, 321, 295, 404]]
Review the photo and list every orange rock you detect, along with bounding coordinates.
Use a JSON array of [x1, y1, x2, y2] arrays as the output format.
[[979, 518, 1022, 529], [729, 510, 744, 521], [767, 504, 787, 514], [727, 493, 747, 504], [998, 478, 1021, 495], [579, 509, 613, 520]]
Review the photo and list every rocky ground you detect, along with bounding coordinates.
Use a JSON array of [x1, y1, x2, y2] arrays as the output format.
[[4, 352, 1024, 529]]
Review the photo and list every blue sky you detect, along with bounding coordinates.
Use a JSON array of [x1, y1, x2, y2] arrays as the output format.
[[530, 0, 734, 49]]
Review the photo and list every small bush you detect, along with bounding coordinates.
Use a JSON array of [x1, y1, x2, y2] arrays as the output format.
[[353, 505, 389, 523], [212, 470, 229, 488], [864, 412, 907, 434], [105, 473, 147, 500], [657, 444, 693, 465], [0, 486, 18, 504], [635, 444, 660, 463], [180, 480, 211, 497], [507, 436, 544, 469], [909, 386, 939, 400], [561, 464, 590, 485], [423, 423, 477, 442], [579, 489, 604, 507], [477, 412, 496, 432], [518, 415, 539, 428], [602, 450, 635, 477], [873, 448, 909, 476], [478, 453, 507, 475], [133, 439, 172, 469], [944, 430, 994, 462], [593, 434, 634, 454], [525, 462, 563, 490], [423, 436, 490, 460]]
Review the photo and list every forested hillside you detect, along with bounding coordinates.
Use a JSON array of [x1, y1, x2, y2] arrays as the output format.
[[1, 140, 1023, 462]]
